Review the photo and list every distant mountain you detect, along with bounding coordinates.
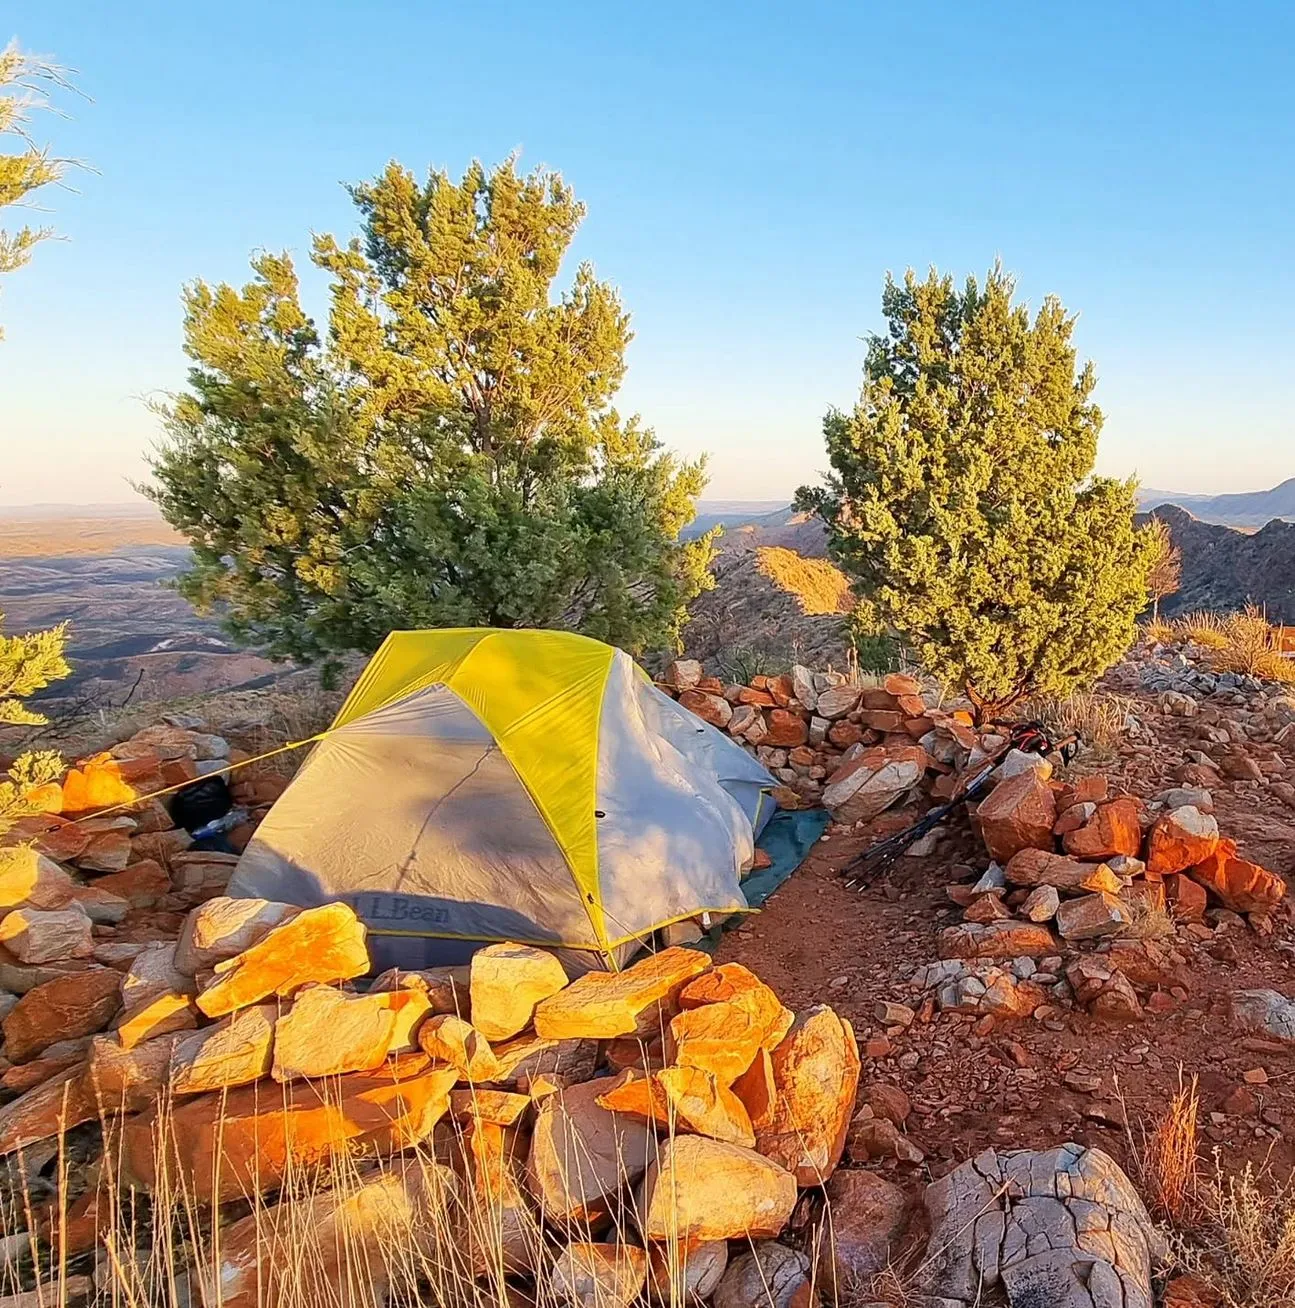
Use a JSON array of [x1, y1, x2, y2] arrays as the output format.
[[1145, 505, 1295, 622], [1138, 478, 1295, 529], [681, 500, 796, 539]]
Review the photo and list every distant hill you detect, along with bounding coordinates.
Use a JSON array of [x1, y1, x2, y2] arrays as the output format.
[[1143, 504, 1295, 622], [1138, 478, 1295, 529], [681, 500, 796, 539]]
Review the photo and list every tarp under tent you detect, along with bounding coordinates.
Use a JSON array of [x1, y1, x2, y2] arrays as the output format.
[[228, 628, 775, 972]]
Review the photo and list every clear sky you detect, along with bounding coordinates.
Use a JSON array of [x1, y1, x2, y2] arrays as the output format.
[[2, 0, 1292, 505]]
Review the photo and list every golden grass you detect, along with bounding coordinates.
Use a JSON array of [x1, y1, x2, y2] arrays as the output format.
[[1209, 607, 1295, 686], [1175, 611, 1231, 650], [0, 1072, 822, 1308], [1029, 688, 1131, 759], [754, 546, 854, 616], [1118, 896, 1178, 943], [1129, 1072, 1200, 1224]]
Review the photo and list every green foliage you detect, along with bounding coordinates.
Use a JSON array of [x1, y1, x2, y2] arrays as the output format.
[[845, 614, 900, 675], [0, 42, 76, 334], [147, 157, 714, 664], [0, 611, 70, 839], [798, 265, 1154, 713]]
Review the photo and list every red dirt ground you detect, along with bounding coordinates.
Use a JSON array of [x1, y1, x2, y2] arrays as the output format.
[[718, 684, 1295, 1192]]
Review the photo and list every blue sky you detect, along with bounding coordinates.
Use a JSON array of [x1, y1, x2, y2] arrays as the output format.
[[2, 0, 1292, 504]]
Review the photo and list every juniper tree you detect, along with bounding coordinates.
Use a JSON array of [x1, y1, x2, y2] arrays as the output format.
[[797, 265, 1155, 717], [147, 158, 715, 667], [0, 614, 69, 839], [0, 42, 77, 335]]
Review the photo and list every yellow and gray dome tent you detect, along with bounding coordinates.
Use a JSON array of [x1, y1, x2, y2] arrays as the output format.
[[229, 629, 774, 971]]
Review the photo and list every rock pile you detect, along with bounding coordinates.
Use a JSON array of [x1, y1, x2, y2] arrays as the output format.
[[0, 864, 864, 1306], [660, 659, 977, 818]]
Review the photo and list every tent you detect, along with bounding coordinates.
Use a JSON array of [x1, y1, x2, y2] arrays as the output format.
[[229, 629, 774, 971]]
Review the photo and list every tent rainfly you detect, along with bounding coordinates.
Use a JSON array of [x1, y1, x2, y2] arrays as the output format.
[[229, 629, 774, 971]]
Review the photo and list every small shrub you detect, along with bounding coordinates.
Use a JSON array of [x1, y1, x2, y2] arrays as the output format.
[[1030, 689, 1130, 755], [1174, 611, 1230, 650], [1171, 1162, 1295, 1307], [1211, 606, 1295, 686]]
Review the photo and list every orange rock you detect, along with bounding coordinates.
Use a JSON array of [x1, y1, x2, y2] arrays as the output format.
[[736, 687, 776, 708], [1061, 797, 1142, 860], [169, 1004, 277, 1094], [678, 689, 734, 729], [1, 1047, 85, 1093], [666, 1001, 767, 1085], [124, 1054, 457, 1201], [272, 986, 400, 1081], [32, 821, 90, 862], [1146, 806, 1221, 876], [732, 1047, 778, 1131], [114, 990, 199, 1049], [678, 962, 794, 1051], [755, 1005, 860, 1185], [0, 904, 94, 964], [419, 1013, 499, 1081], [764, 709, 809, 748], [453, 1115, 541, 1276], [526, 1073, 655, 1225], [78, 829, 133, 872], [938, 921, 1060, 961], [130, 828, 193, 869], [198, 1158, 457, 1307], [24, 782, 65, 815], [0, 1066, 97, 1155], [469, 942, 570, 1042], [1003, 848, 1121, 893], [1166, 873, 1208, 921], [551, 1242, 648, 1308], [597, 1067, 755, 1146], [1190, 841, 1286, 913], [91, 859, 172, 908], [87, 1033, 184, 1111], [449, 1088, 531, 1126], [975, 771, 1057, 862], [62, 756, 140, 814], [883, 673, 921, 697], [196, 902, 370, 1017], [0, 848, 77, 912], [533, 948, 711, 1040], [637, 1135, 797, 1242], [3, 968, 122, 1063]]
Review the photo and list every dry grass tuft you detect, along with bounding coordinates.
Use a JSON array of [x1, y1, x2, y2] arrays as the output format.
[[1144, 617, 1177, 644], [1208, 607, 1295, 686], [1132, 1073, 1200, 1224], [1174, 611, 1231, 650], [754, 546, 854, 616], [1119, 896, 1178, 942], [1030, 688, 1131, 758]]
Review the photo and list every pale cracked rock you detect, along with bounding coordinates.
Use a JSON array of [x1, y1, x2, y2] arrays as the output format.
[[1055, 893, 1129, 941], [1231, 989, 1295, 1043], [0, 905, 94, 965], [173, 897, 298, 976], [917, 1143, 1165, 1308], [713, 1243, 814, 1308]]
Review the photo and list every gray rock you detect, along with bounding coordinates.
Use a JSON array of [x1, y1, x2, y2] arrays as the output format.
[[917, 1143, 1163, 1307], [1231, 989, 1295, 1042], [972, 863, 1007, 893], [713, 1244, 813, 1308]]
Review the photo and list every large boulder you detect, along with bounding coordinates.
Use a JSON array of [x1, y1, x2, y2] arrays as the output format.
[[597, 1066, 755, 1146], [533, 948, 711, 1040], [469, 942, 569, 1042], [666, 1001, 768, 1085], [198, 1159, 456, 1308], [550, 1242, 648, 1308], [0, 848, 77, 912], [938, 921, 1059, 962], [975, 772, 1057, 863], [2, 968, 122, 1063], [754, 1005, 860, 1186], [678, 962, 794, 1050], [1190, 841, 1286, 913], [1061, 797, 1142, 861], [0, 905, 94, 965], [124, 1054, 457, 1201], [173, 896, 298, 975], [0, 1066, 97, 1155], [1145, 807, 1219, 876], [526, 1073, 655, 1226], [815, 1168, 910, 1294], [713, 1243, 816, 1308], [196, 902, 370, 1017], [822, 746, 927, 826], [917, 1143, 1164, 1308], [272, 986, 404, 1080], [638, 1136, 797, 1242], [1003, 849, 1121, 894], [1231, 989, 1295, 1042], [169, 1004, 278, 1094]]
